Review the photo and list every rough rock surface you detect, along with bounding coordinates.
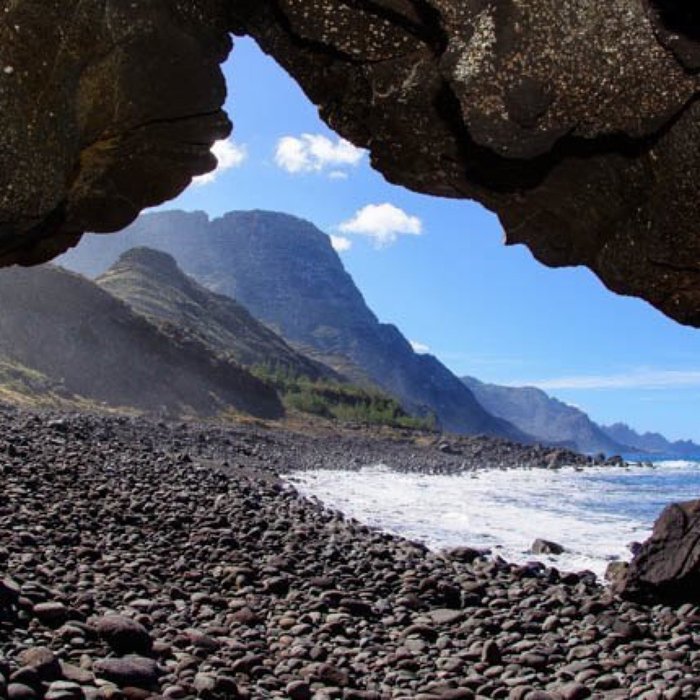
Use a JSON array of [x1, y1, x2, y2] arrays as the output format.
[[0, 405, 698, 699], [3, 1, 700, 325], [0, 0, 231, 266], [229, 0, 700, 327], [617, 499, 700, 605]]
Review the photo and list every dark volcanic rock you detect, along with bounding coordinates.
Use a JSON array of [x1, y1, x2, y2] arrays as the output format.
[[17, 648, 61, 681], [92, 656, 160, 689], [229, 1, 700, 327], [532, 539, 565, 556], [0, 0, 230, 267], [0, 405, 696, 698], [617, 499, 700, 604], [92, 615, 153, 655], [2, 2, 700, 326]]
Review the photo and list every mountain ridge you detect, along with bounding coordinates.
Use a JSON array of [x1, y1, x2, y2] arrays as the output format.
[[462, 376, 700, 458], [96, 246, 336, 382], [0, 264, 283, 419], [462, 376, 628, 455], [601, 422, 700, 458], [61, 210, 529, 441]]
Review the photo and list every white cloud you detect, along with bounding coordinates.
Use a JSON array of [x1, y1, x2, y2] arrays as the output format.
[[410, 341, 430, 354], [193, 138, 247, 185], [507, 369, 700, 391], [330, 235, 352, 253], [339, 203, 423, 247], [275, 134, 364, 175], [328, 170, 349, 180]]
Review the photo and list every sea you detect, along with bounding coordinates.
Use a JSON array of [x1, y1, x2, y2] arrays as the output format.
[[285, 458, 700, 578]]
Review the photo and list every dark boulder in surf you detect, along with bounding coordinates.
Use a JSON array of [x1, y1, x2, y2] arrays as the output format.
[[615, 499, 700, 605]]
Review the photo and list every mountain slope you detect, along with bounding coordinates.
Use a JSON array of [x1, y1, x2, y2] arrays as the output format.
[[96, 247, 336, 381], [602, 423, 700, 458], [462, 376, 627, 455], [0, 265, 283, 418], [60, 210, 527, 440]]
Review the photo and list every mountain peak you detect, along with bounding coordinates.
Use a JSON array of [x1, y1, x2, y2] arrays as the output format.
[[112, 247, 182, 276], [69, 210, 527, 440], [98, 245, 334, 382]]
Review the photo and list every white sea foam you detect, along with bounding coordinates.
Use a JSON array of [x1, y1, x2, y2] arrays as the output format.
[[650, 459, 698, 470], [285, 462, 700, 578]]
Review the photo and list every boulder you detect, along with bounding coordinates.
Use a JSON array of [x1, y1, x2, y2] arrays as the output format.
[[0, 577, 20, 607], [17, 647, 61, 681], [32, 601, 69, 626], [444, 546, 488, 564], [7, 684, 37, 700], [92, 656, 161, 689], [532, 539, 565, 556], [616, 500, 700, 604], [92, 615, 153, 655]]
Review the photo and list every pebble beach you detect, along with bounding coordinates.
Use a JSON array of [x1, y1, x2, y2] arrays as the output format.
[[1, 407, 698, 700]]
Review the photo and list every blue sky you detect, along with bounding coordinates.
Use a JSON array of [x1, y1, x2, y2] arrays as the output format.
[[166, 37, 700, 442]]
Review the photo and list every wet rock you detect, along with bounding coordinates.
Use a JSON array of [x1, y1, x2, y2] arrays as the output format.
[[443, 547, 486, 564], [532, 539, 565, 556]]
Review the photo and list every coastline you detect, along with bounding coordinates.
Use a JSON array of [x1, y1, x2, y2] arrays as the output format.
[[1, 406, 697, 699]]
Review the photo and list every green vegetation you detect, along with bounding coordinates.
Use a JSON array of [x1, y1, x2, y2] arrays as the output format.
[[253, 364, 436, 430]]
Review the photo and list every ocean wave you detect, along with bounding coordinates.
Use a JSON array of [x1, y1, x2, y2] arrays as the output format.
[[285, 460, 700, 578]]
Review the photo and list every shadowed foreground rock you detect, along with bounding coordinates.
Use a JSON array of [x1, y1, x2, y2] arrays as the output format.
[[2, 1, 700, 325], [617, 500, 700, 606]]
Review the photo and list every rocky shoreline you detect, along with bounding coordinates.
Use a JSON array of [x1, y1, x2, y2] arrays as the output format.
[[1, 407, 697, 699]]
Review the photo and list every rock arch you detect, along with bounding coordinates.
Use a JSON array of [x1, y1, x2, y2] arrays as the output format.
[[1, 1, 700, 325]]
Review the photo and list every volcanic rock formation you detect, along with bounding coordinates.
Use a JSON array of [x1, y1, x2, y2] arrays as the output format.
[[2, 2, 700, 325], [616, 499, 700, 606]]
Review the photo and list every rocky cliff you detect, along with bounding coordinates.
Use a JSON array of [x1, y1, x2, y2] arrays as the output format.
[[462, 376, 628, 456], [602, 423, 700, 459], [0, 264, 283, 418], [96, 246, 336, 382], [2, 2, 700, 327], [62, 210, 527, 440]]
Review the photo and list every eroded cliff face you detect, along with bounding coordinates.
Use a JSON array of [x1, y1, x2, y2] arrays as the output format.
[[0, 0, 231, 265], [2, 1, 700, 325]]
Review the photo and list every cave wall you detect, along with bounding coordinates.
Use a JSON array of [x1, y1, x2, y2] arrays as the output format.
[[1, 0, 700, 325]]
